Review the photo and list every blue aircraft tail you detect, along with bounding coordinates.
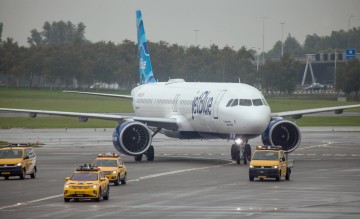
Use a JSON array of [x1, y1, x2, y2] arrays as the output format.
[[136, 10, 156, 85]]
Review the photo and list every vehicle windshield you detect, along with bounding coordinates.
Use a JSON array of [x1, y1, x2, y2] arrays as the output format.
[[93, 159, 117, 167], [71, 172, 98, 181], [252, 152, 278, 160], [0, 149, 23, 159]]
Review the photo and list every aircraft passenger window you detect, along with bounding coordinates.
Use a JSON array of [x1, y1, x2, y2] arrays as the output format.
[[252, 99, 263, 106], [239, 99, 252, 106], [226, 99, 234, 107], [231, 99, 239, 107]]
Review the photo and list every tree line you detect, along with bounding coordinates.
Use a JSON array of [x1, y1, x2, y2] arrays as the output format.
[[0, 21, 359, 97]]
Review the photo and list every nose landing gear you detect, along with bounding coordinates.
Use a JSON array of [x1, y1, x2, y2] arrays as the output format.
[[231, 140, 251, 165]]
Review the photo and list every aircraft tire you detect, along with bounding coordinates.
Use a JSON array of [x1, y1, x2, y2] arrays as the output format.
[[146, 145, 154, 161], [134, 154, 143, 162], [285, 168, 290, 180], [231, 144, 237, 160], [244, 144, 252, 161]]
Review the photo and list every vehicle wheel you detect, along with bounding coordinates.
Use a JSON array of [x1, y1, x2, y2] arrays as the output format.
[[114, 174, 120, 186], [244, 144, 252, 161], [145, 145, 154, 161], [4, 176, 9, 180], [64, 198, 70, 202], [30, 167, 36, 179], [231, 144, 237, 160], [103, 186, 110, 200], [276, 171, 281, 181], [249, 175, 254, 181], [134, 154, 143, 162], [20, 168, 26, 180], [95, 189, 102, 202], [121, 173, 127, 185], [285, 168, 290, 180]]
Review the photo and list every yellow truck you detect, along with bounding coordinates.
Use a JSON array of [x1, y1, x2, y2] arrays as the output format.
[[0, 143, 37, 180], [64, 164, 110, 202], [249, 145, 293, 181], [93, 153, 127, 186]]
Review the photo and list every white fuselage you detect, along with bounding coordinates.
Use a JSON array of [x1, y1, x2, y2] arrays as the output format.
[[131, 79, 271, 139]]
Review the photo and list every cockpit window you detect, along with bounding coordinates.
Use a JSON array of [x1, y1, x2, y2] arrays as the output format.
[[262, 98, 269, 106], [239, 99, 252, 106], [231, 99, 239, 107], [226, 99, 233, 107], [252, 99, 263, 106]]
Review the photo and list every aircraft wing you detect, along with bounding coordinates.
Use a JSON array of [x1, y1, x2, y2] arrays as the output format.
[[63, 91, 133, 100], [0, 108, 178, 131], [271, 104, 360, 119]]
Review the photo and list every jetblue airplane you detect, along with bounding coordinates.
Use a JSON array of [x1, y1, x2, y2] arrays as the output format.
[[1, 10, 360, 164]]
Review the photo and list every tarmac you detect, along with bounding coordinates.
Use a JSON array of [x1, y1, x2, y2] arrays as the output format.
[[0, 127, 360, 218]]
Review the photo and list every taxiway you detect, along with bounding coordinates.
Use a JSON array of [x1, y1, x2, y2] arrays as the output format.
[[0, 127, 360, 218]]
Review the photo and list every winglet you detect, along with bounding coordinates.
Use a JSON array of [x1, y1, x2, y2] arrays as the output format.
[[136, 10, 156, 85]]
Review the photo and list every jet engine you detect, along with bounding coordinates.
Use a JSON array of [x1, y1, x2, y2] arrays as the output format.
[[261, 118, 301, 153], [112, 121, 152, 155]]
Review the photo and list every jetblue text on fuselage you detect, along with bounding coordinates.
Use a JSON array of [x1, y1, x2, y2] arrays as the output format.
[[192, 91, 213, 119]]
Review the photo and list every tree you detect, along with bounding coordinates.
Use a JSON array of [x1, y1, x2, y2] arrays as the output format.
[[259, 54, 299, 94], [337, 59, 360, 98], [0, 22, 3, 42], [27, 21, 87, 46], [0, 38, 24, 87]]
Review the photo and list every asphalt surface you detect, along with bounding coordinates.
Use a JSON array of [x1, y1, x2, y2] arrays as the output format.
[[0, 127, 360, 219]]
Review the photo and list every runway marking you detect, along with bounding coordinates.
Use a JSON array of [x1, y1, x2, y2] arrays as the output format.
[[0, 159, 233, 210], [298, 140, 335, 150], [129, 161, 232, 182], [0, 194, 63, 210]]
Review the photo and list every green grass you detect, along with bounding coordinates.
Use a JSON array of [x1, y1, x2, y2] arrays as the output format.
[[267, 98, 360, 113], [0, 87, 360, 128], [0, 88, 132, 112], [296, 116, 360, 126]]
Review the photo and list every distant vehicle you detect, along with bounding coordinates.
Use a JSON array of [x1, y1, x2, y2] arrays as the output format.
[[305, 83, 325, 91], [249, 145, 293, 181], [0, 143, 37, 180], [93, 153, 127, 186], [64, 165, 110, 202]]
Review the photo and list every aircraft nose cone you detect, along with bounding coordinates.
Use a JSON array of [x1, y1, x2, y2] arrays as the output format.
[[240, 110, 270, 133]]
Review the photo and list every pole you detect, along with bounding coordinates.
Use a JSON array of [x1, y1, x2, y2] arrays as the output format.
[[194, 30, 199, 46], [262, 17, 267, 63], [281, 23, 284, 57], [334, 48, 337, 89], [347, 15, 354, 48]]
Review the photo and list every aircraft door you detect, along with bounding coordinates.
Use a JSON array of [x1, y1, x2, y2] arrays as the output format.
[[213, 90, 226, 119], [172, 94, 180, 112]]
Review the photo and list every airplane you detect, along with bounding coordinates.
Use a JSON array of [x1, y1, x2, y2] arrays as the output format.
[[1, 10, 360, 164]]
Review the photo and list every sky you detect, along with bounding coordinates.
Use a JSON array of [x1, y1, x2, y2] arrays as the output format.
[[0, 0, 359, 52]]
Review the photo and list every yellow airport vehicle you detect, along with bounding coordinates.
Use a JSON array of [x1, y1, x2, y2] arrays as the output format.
[[249, 145, 293, 181], [63, 165, 110, 202], [93, 153, 127, 186], [0, 143, 37, 180]]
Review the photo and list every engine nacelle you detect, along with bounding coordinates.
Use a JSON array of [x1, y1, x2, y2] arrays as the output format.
[[112, 121, 152, 156], [261, 118, 301, 153]]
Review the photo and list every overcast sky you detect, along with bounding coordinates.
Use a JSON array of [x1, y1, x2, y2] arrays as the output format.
[[1, 0, 359, 52]]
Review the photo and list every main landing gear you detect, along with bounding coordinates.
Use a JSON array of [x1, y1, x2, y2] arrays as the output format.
[[231, 141, 251, 165], [133, 127, 160, 162], [134, 145, 155, 161]]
